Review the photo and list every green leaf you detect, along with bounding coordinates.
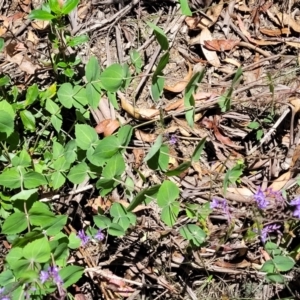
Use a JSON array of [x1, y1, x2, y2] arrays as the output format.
[[107, 223, 125, 236], [179, 224, 206, 246], [0, 75, 10, 86], [110, 203, 136, 231], [86, 82, 101, 109], [0, 168, 21, 189], [51, 114, 63, 132], [49, 0, 61, 14], [218, 88, 232, 113], [68, 232, 81, 249], [272, 256, 295, 272], [102, 153, 125, 178], [0, 38, 4, 52], [107, 91, 119, 109], [232, 66, 243, 86], [53, 141, 64, 159], [29, 9, 55, 20], [61, 0, 80, 14], [151, 52, 169, 101], [6, 247, 23, 268], [126, 185, 160, 212], [93, 215, 112, 229], [53, 156, 71, 171], [64, 140, 77, 163], [68, 162, 89, 184], [67, 34, 88, 47], [2, 212, 27, 234], [118, 124, 133, 147], [20, 110, 35, 131], [45, 98, 60, 114], [0, 110, 14, 136], [266, 273, 285, 284], [73, 86, 88, 106], [92, 136, 120, 159], [147, 22, 169, 50], [157, 180, 179, 207], [100, 63, 124, 92], [96, 178, 117, 196], [0, 100, 15, 119], [25, 84, 39, 107], [23, 238, 51, 263], [144, 134, 163, 162], [51, 241, 68, 266], [0, 270, 14, 286], [57, 83, 74, 108], [10, 189, 38, 201], [43, 215, 67, 236], [161, 202, 179, 226], [165, 161, 191, 176], [184, 70, 205, 127], [75, 124, 98, 150], [51, 171, 66, 190], [29, 202, 55, 226], [148, 144, 169, 171], [85, 56, 100, 82], [179, 0, 192, 16], [223, 162, 244, 193], [157, 181, 180, 226], [248, 121, 260, 129], [19, 149, 31, 167], [23, 171, 47, 188], [130, 49, 142, 73], [191, 137, 206, 162]]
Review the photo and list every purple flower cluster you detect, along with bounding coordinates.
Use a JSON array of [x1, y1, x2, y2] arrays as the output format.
[[0, 288, 9, 300], [260, 224, 281, 243], [253, 187, 269, 209], [210, 198, 231, 220], [77, 229, 105, 247], [290, 197, 300, 218], [40, 266, 63, 285]]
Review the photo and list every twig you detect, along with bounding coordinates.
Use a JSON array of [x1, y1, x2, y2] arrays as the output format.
[[246, 108, 290, 155]]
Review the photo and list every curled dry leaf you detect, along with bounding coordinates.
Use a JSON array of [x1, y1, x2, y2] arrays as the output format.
[[133, 148, 144, 168], [6, 53, 39, 75], [164, 61, 192, 93], [268, 171, 291, 191], [260, 27, 291, 36], [286, 41, 300, 49], [289, 97, 300, 112], [269, 5, 300, 33], [135, 129, 157, 143], [204, 39, 240, 52], [185, 16, 200, 30], [199, 28, 221, 67], [199, 0, 224, 28], [227, 187, 253, 197], [32, 20, 49, 30], [95, 119, 120, 136], [119, 92, 159, 120]]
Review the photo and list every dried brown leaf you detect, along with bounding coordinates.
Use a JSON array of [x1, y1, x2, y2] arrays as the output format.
[[200, 28, 221, 67], [133, 148, 144, 168], [164, 99, 184, 111], [289, 97, 300, 112], [119, 92, 159, 120], [199, 0, 224, 28], [6, 53, 39, 74], [269, 171, 291, 191], [270, 6, 300, 33], [164, 61, 192, 93], [260, 27, 291, 36], [135, 129, 157, 142], [204, 39, 240, 52]]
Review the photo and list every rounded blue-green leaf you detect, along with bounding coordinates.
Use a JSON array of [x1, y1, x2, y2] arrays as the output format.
[[23, 238, 51, 263], [0, 110, 14, 136], [2, 212, 27, 234], [57, 83, 74, 108]]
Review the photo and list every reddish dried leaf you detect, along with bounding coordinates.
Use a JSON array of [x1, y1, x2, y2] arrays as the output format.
[[204, 39, 239, 52], [133, 148, 144, 168], [95, 119, 120, 136]]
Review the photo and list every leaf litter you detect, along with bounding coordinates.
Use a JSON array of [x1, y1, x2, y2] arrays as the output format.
[[2, 0, 300, 299]]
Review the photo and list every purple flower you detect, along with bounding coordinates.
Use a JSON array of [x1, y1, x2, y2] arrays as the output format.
[[254, 187, 269, 209], [290, 197, 300, 206], [95, 229, 105, 241], [77, 229, 90, 246], [40, 266, 63, 286], [210, 198, 227, 210], [49, 266, 63, 285], [210, 198, 231, 220], [169, 135, 177, 145], [0, 288, 9, 300], [39, 270, 49, 284], [260, 224, 281, 243]]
